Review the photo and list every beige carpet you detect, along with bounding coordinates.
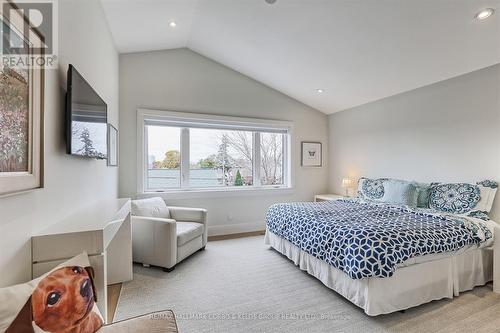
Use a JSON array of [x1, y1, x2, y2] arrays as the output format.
[[115, 236, 500, 333]]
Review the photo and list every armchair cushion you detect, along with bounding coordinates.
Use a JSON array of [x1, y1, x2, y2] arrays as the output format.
[[177, 222, 204, 246], [132, 197, 170, 219]]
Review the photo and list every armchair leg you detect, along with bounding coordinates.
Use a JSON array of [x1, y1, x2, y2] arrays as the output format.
[[163, 265, 176, 273], [199, 246, 206, 251]]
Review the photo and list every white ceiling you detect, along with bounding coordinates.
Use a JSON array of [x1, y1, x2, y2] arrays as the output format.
[[101, 0, 500, 114]]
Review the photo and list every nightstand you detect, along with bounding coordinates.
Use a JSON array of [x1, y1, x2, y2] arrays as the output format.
[[314, 194, 345, 202]]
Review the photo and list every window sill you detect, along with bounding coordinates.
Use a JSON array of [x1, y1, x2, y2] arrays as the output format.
[[138, 186, 294, 200]]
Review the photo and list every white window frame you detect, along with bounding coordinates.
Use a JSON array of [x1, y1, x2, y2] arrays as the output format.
[[137, 109, 294, 198], [0, 4, 44, 197]]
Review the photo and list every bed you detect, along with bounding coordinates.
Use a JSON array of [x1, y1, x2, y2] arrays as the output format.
[[264, 197, 499, 316]]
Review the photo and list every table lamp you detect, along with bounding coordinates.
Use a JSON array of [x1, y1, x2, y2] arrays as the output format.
[[341, 177, 354, 196]]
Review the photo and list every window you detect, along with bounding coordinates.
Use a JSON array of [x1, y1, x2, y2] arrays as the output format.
[[0, 7, 44, 195], [138, 110, 292, 194], [189, 128, 253, 188], [146, 125, 181, 189], [260, 132, 284, 186]]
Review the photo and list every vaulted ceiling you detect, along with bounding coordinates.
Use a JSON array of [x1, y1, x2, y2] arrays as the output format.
[[101, 0, 500, 114]]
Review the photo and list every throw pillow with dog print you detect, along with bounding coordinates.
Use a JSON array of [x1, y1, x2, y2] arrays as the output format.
[[0, 252, 104, 333]]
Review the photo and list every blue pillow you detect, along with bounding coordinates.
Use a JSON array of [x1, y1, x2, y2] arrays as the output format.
[[415, 183, 431, 208], [380, 179, 418, 207]]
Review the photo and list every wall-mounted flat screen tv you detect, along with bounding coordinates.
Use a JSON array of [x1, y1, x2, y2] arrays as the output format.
[[66, 64, 107, 159]]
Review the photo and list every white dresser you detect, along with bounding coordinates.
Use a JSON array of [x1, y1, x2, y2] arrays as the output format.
[[31, 198, 133, 323]]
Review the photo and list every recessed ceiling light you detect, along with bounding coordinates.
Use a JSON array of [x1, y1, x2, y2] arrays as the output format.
[[265, 0, 277, 4], [316, 89, 324, 93], [475, 8, 495, 21], [169, 21, 177, 28]]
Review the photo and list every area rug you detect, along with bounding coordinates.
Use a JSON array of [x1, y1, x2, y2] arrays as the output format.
[[115, 236, 500, 333]]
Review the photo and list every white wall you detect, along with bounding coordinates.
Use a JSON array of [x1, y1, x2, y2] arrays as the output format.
[[119, 48, 329, 235], [329, 64, 500, 220], [0, 0, 119, 287]]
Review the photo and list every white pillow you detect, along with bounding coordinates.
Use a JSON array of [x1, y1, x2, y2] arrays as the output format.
[[131, 197, 170, 219], [0, 253, 104, 333], [476, 180, 498, 213], [357, 177, 388, 201]]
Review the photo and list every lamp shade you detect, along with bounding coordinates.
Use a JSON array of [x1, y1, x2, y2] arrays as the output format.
[[342, 177, 353, 188]]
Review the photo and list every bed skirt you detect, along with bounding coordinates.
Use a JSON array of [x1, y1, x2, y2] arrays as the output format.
[[265, 229, 493, 316]]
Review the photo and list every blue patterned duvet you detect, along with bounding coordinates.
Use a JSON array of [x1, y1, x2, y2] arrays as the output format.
[[266, 199, 492, 279]]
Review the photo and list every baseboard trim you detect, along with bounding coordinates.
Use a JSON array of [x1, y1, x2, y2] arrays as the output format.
[[207, 222, 265, 237], [208, 230, 265, 241]]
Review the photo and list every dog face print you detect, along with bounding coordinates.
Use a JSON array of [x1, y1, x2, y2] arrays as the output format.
[[31, 266, 102, 333]]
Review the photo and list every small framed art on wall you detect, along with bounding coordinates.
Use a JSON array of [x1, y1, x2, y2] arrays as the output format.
[[301, 142, 322, 167]]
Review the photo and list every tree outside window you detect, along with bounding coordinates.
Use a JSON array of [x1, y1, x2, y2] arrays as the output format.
[[145, 124, 286, 190]]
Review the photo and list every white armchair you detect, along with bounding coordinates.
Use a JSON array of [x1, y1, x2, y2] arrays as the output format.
[[131, 197, 207, 272]]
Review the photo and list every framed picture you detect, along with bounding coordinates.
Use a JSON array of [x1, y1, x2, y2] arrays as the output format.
[[107, 124, 118, 166], [301, 142, 322, 167], [0, 4, 45, 196]]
